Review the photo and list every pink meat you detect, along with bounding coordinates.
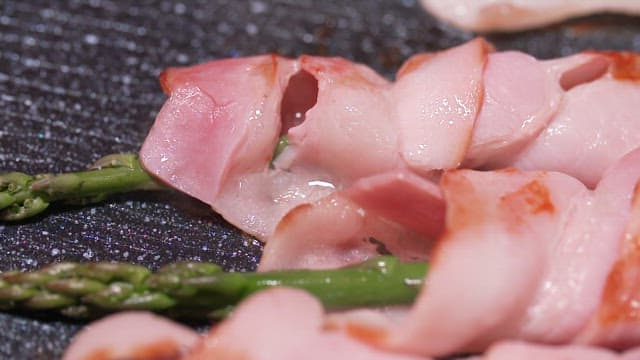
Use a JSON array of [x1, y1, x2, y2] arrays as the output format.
[[479, 341, 624, 360], [280, 56, 397, 185], [513, 148, 640, 344], [62, 311, 199, 360], [576, 149, 640, 348], [184, 288, 428, 360], [327, 150, 640, 357], [344, 170, 445, 238], [577, 190, 640, 349], [420, 0, 640, 32], [141, 54, 401, 240], [141, 55, 296, 205], [259, 193, 430, 271], [393, 38, 488, 173], [464, 51, 562, 168], [511, 52, 640, 188], [140, 41, 640, 246], [385, 168, 588, 356], [212, 169, 335, 240]]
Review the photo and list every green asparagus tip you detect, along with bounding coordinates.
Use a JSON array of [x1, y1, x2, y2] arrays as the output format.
[[0, 153, 163, 222]]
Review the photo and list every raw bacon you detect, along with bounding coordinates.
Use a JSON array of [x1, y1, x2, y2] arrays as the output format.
[[140, 39, 640, 244], [476, 341, 640, 360], [63, 152, 640, 359], [184, 288, 426, 360], [128, 41, 640, 358], [420, 0, 640, 32], [321, 149, 640, 357], [62, 312, 199, 360]]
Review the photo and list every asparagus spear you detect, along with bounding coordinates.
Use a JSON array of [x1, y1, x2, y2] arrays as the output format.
[[0, 256, 427, 320], [0, 154, 163, 221], [1, 135, 291, 221]]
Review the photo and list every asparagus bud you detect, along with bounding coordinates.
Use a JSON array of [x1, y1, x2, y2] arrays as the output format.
[[0, 154, 163, 221], [0, 256, 427, 321]]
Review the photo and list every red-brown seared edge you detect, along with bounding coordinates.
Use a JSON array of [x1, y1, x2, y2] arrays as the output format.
[[602, 51, 640, 81], [599, 185, 640, 325], [500, 178, 555, 216]]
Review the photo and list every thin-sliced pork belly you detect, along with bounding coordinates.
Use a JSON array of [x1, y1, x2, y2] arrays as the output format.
[[514, 148, 640, 344], [344, 170, 445, 238], [280, 56, 397, 185], [213, 169, 335, 240], [511, 52, 640, 187], [386, 168, 588, 356], [394, 38, 488, 173], [577, 190, 640, 349], [62, 311, 199, 360], [577, 150, 640, 348], [420, 0, 640, 32], [328, 150, 640, 357], [141, 40, 640, 243], [141, 55, 296, 205], [479, 341, 628, 360], [185, 288, 428, 360], [259, 193, 430, 271], [464, 51, 562, 168]]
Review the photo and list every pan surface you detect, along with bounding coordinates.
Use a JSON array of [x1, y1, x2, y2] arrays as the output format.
[[1, 1, 639, 358]]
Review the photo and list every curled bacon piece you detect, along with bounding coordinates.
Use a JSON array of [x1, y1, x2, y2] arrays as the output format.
[[141, 39, 640, 246]]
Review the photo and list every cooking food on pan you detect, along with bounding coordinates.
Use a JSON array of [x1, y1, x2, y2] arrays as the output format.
[[2, 38, 640, 359], [8, 145, 640, 359], [64, 289, 640, 359], [420, 0, 640, 32], [3, 38, 639, 231], [9, 145, 640, 359]]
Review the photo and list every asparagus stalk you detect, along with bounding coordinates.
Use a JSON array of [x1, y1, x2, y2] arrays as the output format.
[[0, 256, 427, 320], [0, 154, 163, 221]]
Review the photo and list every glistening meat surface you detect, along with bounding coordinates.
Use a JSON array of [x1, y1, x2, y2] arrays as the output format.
[[184, 288, 427, 360], [140, 39, 640, 244], [62, 150, 640, 359], [321, 149, 640, 357], [419, 0, 640, 32], [62, 312, 199, 360]]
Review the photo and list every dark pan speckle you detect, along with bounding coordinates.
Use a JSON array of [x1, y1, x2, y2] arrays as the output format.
[[1, 1, 639, 358]]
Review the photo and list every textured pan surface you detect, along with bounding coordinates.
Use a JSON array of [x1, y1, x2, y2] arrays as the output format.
[[1, 0, 639, 358]]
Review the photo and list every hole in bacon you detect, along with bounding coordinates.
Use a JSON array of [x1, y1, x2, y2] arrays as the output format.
[[279, 69, 319, 136], [559, 55, 609, 91]]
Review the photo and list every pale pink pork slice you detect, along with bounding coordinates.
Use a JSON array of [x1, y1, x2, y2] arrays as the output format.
[[464, 50, 562, 168], [511, 52, 640, 188], [326, 150, 640, 357], [393, 38, 489, 174], [513, 148, 640, 344], [184, 288, 428, 360], [259, 192, 431, 271], [478, 341, 631, 360], [141, 54, 401, 240], [141, 55, 296, 205], [577, 149, 640, 349], [384, 168, 589, 356], [420, 0, 640, 32], [344, 169, 445, 239], [140, 42, 640, 249], [279, 55, 397, 185], [62, 311, 199, 360]]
